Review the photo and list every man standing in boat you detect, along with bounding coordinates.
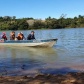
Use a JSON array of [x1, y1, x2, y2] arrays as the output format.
[[27, 31, 35, 40]]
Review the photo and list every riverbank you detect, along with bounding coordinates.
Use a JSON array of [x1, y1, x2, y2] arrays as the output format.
[[0, 72, 84, 84]]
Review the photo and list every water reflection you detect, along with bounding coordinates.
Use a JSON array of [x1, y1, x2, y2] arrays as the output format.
[[9, 47, 58, 62], [0, 46, 58, 76]]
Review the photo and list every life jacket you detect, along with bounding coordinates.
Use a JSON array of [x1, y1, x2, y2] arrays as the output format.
[[16, 36, 22, 40], [2, 35, 7, 40]]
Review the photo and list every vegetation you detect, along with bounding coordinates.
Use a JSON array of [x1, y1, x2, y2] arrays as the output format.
[[0, 15, 84, 30]]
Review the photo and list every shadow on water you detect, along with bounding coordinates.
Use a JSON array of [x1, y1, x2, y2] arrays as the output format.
[[0, 58, 45, 76], [0, 66, 80, 76], [38, 67, 80, 75]]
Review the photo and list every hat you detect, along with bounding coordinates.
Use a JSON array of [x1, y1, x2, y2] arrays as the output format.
[[20, 32, 23, 34], [2, 32, 6, 35], [31, 31, 35, 33]]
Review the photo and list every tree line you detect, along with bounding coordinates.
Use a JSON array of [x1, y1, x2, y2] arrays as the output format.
[[0, 15, 84, 30]]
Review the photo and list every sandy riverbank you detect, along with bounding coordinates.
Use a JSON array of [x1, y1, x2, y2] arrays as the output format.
[[0, 72, 84, 84]]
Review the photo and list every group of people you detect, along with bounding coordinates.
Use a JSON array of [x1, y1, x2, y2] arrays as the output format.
[[10, 31, 25, 40], [0, 31, 35, 41]]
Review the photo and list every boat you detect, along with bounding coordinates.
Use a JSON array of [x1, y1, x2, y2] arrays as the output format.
[[0, 39, 58, 47]]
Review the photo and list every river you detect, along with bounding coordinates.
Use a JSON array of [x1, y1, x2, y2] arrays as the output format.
[[0, 28, 84, 76]]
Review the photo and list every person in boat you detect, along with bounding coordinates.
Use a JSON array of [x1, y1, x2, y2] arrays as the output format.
[[15, 33, 22, 40], [27, 31, 35, 40], [15, 32, 24, 40], [1, 32, 7, 40], [20, 32, 25, 40], [10, 31, 15, 40]]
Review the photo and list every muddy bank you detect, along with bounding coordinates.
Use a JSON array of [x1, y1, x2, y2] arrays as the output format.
[[0, 72, 84, 84]]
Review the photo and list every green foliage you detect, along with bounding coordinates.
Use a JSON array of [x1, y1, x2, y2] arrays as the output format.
[[0, 16, 29, 30], [17, 19, 29, 30], [0, 15, 84, 30], [33, 20, 45, 29]]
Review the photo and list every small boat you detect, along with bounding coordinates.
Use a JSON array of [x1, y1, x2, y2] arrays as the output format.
[[0, 39, 58, 47]]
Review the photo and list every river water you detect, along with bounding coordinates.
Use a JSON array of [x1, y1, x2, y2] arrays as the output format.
[[0, 28, 84, 76]]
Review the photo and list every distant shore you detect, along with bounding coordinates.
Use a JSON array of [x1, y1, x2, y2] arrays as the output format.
[[0, 15, 84, 30], [0, 72, 84, 84]]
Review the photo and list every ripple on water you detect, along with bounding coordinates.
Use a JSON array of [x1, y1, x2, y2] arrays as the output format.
[[0, 28, 84, 76]]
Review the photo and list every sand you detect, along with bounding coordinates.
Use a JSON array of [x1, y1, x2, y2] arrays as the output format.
[[0, 72, 84, 84]]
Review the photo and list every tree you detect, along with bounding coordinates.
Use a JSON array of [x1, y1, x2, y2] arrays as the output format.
[[18, 19, 29, 30], [33, 20, 45, 29], [12, 16, 16, 20]]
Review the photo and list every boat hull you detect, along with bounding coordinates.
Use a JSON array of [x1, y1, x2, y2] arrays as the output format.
[[0, 39, 57, 47]]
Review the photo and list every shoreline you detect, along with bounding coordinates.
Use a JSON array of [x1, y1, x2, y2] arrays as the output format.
[[0, 27, 84, 31], [0, 72, 84, 84]]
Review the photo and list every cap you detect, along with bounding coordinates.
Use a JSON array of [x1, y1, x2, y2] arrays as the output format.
[[31, 31, 35, 33]]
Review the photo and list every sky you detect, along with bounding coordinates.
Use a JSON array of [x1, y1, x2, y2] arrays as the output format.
[[0, 0, 84, 19]]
